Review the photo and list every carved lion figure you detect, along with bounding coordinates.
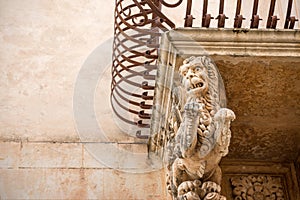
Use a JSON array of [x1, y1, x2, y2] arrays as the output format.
[[165, 56, 235, 200]]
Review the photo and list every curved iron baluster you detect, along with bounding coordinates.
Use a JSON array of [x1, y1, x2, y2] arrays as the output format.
[[112, 0, 175, 138], [159, 0, 183, 8]]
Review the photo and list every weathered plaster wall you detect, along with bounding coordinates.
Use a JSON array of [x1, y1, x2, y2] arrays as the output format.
[[0, 1, 166, 199], [0, 0, 114, 142]]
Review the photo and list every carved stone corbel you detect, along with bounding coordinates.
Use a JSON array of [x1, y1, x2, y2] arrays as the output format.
[[150, 56, 235, 200]]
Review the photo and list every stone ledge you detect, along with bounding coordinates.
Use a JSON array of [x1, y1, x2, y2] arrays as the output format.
[[165, 28, 300, 57]]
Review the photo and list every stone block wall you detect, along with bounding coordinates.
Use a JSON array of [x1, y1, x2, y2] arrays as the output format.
[[0, 141, 166, 199]]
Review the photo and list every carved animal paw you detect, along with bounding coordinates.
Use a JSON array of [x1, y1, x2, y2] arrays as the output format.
[[178, 180, 200, 195], [203, 192, 226, 200], [214, 108, 235, 122], [181, 191, 201, 200], [201, 181, 221, 193], [178, 180, 204, 197]]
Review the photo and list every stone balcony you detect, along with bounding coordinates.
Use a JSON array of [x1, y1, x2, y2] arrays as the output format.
[[150, 28, 300, 199]]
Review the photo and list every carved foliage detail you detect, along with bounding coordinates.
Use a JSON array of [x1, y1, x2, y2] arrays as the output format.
[[231, 175, 285, 200]]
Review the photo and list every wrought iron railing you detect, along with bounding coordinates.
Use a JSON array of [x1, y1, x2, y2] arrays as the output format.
[[111, 0, 299, 139]]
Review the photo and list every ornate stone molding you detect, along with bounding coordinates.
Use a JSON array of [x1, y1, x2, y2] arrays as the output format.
[[166, 28, 300, 57], [220, 161, 299, 199], [230, 175, 285, 200]]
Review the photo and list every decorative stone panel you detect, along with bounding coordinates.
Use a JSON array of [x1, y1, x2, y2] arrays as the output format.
[[220, 161, 299, 200], [230, 175, 285, 200]]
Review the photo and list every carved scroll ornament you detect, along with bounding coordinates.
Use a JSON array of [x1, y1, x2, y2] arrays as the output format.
[[164, 56, 235, 200]]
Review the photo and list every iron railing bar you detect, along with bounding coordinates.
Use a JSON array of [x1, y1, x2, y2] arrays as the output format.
[[219, 0, 225, 14], [186, 0, 192, 16], [267, 0, 276, 28], [250, 0, 260, 28], [184, 0, 193, 27], [284, 0, 293, 28], [202, 0, 208, 26], [217, 0, 227, 28], [252, 0, 259, 15], [234, 0, 244, 28], [235, 0, 242, 17]]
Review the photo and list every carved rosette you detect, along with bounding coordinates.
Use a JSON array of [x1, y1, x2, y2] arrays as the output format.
[[163, 56, 235, 200], [231, 175, 285, 200]]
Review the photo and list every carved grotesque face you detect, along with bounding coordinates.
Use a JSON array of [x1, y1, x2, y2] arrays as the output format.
[[179, 62, 209, 97]]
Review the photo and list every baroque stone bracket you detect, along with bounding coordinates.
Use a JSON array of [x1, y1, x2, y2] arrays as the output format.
[[149, 29, 236, 200]]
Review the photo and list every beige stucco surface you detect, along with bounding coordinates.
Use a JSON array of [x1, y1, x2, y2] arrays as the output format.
[[0, 0, 114, 142], [0, 0, 166, 199]]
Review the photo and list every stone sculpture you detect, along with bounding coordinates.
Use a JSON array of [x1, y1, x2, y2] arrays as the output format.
[[164, 56, 235, 200]]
